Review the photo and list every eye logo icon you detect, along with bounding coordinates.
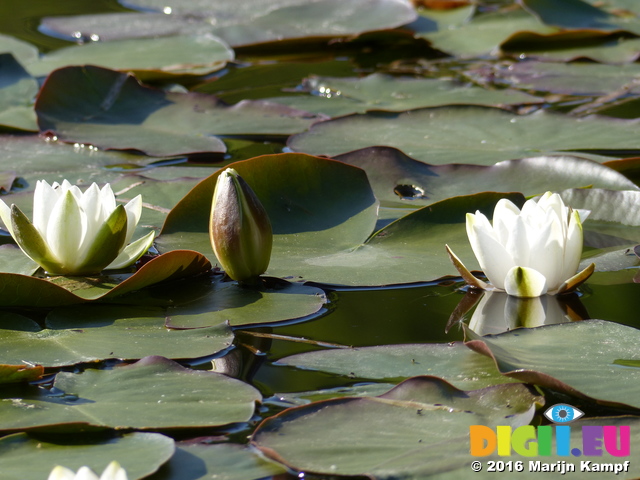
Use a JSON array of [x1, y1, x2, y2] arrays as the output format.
[[544, 404, 584, 423]]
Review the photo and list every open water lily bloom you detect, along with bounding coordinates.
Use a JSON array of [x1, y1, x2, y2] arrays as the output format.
[[446, 192, 595, 298], [48, 461, 128, 480], [0, 180, 155, 276]]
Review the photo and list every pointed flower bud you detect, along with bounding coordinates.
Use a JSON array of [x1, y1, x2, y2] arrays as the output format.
[[209, 168, 272, 284], [0, 180, 155, 276], [446, 192, 594, 297], [48, 461, 128, 480]]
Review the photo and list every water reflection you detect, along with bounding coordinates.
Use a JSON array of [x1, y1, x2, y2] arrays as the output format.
[[449, 290, 590, 336]]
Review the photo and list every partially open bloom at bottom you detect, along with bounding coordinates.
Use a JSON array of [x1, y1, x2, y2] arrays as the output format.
[[48, 461, 127, 480], [446, 192, 594, 297]]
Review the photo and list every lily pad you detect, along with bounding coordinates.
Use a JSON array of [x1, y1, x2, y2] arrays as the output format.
[[288, 106, 640, 165], [0, 250, 211, 307], [0, 432, 175, 480], [471, 61, 640, 96], [465, 319, 640, 410], [276, 342, 520, 390], [518, 0, 615, 29], [42, 0, 417, 47], [0, 356, 261, 431], [150, 443, 287, 480], [0, 33, 39, 66], [266, 73, 542, 117], [35, 66, 327, 157], [0, 305, 233, 367], [0, 54, 37, 132], [335, 148, 639, 208], [252, 377, 541, 478], [166, 277, 327, 328], [26, 34, 234, 80]]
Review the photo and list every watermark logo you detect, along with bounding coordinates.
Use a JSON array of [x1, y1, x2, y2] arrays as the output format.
[[544, 403, 584, 424]]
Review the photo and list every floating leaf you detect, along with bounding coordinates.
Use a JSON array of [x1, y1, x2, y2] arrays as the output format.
[[0, 54, 37, 132], [35, 66, 327, 157], [0, 432, 175, 480], [42, 0, 417, 47], [266, 73, 541, 117], [288, 106, 640, 165], [252, 377, 541, 478], [466, 319, 640, 410], [0, 250, 211, 307], [166, 277, 327, 328], [336, 148, 638, 208], [0, 306, 233, 367], [151, 443, 287, 480], [0, 356, 261, 431], [276, 342, 520, 390], [26, 34, 234, 80], [518, 0, 615, 29]]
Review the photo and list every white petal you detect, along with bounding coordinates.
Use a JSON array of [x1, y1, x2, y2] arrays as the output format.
[[122, 195, 142, 245], [529, 215, 563, 289], [560, 209, 583, 283], [33, 180, 59, 235], [47, 466, 77, 480], [0, 198, 14, 237], [100, 184, 117, 216], [46, 190, 86, 270], [75, 467, 100, 480], [467, 213, 515, 290], [504, 215, 530, 267], [504, 266, 548, 298], [492, 199, 520, 245], [100, 461, 128, 480]]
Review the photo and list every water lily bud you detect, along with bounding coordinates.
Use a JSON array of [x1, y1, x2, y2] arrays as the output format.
[[0, 180, 155, 276], [209, 168, 272, 284], [446, 192, 594, 297]]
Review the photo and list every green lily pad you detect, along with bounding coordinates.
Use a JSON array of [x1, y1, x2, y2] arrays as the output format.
[[41, 0, 417, 48], [35, 66, 327, 157], [251, 377, 541, 478], [501, 31, 640, 63], [0, 134, 163, 187], [150, 443, 287, 480], [266, 74, 541, 117], [422, 8, 554, 58], [336, 148, 639, 208], [166, 277, 327, 328], [0, 356, 261, 431], [0, 54, 37, 132], [0, 432, 175, 480], [158, 153, 527, 286], [0, 33, 39, 66], [466, 319, 640, 410], [472, 61, 640, 96], [519, 0, 615, 29], [276, 342, 520, 390], [26, 34, 234, 80], [288, 106, 640, 165], [191, 60, 356, 104], [0, 305, 233, 367], [0, 249, 211, 307]]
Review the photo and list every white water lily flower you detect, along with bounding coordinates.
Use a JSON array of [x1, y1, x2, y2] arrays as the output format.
[[48, 461, 128, 480], [0, 180, 155, 276], [446, 192, 594, 297]]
